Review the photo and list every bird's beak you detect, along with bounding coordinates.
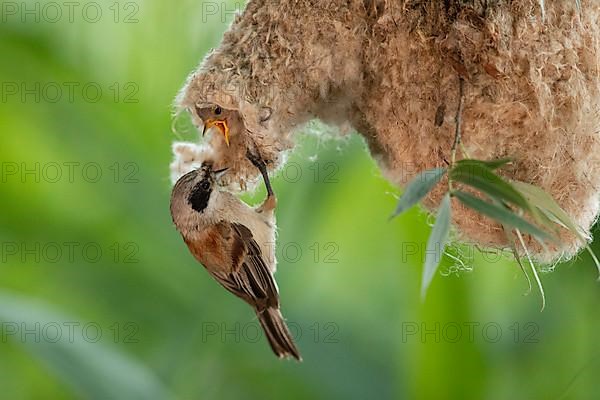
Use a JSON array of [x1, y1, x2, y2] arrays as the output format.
[[202, 119, 230, 146], [214, 167, 229, 180]]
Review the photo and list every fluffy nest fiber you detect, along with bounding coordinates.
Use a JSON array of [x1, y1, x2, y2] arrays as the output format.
[[173, 0, 600, 262]]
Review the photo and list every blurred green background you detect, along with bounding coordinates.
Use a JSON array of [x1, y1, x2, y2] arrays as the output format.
[[1, 1, 600, 399]]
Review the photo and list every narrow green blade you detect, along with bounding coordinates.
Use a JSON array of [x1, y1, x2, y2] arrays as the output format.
[[450, 162, 531, 212], [512, 181, 587, 241], [0, 291, 172, 400], [455, 158, 512, 170], [453, 191, 553, 243], [421, 193, 452, 299], [390, 168, 446, 219]]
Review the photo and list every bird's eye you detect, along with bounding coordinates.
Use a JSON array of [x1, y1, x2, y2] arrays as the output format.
[[214, 106, 222, 115], [200, 181, 210, 191]]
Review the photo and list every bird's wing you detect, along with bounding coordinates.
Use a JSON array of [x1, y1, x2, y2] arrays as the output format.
[[209, 221, 280, 310]]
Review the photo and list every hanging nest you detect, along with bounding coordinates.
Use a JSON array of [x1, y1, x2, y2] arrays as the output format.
[[173, 0, 600, 262]]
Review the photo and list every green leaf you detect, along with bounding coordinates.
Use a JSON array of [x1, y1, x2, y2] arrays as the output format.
[[534, 206, 564, 237], [455, 158, 512, 170], [390, 168, 447, 219], [453, 190, 553, 243], [421, 193, 452, 299], [512, 180, 588, 241], [0, 291, 173, 400], [450, 162, 531, 212]]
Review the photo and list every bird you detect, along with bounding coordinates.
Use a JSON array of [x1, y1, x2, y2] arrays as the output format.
[[195, 104, 233, 147], [192, 104, 277, 192], [170, 159, 301, 360]]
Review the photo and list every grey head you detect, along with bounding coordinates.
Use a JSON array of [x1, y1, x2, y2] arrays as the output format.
[[170, 162, 228, 217]]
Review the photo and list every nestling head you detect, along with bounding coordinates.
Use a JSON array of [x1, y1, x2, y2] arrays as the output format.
[[194, 104, 246, 148], [187, 103, 274, 191], [174, 73, 289, 192]]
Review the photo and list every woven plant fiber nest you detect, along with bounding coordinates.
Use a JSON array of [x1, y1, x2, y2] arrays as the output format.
[[173, 0, 600, 262]]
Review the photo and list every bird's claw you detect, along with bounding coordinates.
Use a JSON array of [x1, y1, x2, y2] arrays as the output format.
[[257, 194, 277, 213]]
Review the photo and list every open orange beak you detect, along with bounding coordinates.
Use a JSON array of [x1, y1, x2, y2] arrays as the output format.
[[202, 119, 230, 146]]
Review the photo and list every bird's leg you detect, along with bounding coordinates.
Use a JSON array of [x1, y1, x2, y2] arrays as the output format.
[[246, 150, 276, 213], [246, 150, 274, 197]]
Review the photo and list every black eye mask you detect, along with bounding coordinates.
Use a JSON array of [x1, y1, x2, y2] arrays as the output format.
[[188, 178, 212, 213]]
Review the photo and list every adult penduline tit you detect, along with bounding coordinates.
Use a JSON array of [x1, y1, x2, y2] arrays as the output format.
[[170, 160, 301, 360]]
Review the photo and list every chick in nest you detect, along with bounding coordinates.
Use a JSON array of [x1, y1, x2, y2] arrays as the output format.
[[194, 103, 276, 191]]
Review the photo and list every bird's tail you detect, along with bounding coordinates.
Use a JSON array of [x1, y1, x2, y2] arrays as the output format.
[[257, 307, 302, 361]]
